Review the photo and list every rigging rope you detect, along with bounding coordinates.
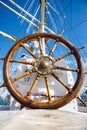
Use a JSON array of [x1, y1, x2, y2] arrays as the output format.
[[26, 4, 40, 34], [19, 0, 30, 25], [20, 0, 35, 25], [54, 0, 87, 64]]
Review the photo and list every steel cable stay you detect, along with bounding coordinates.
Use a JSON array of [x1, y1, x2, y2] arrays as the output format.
[[52, 0, 86, 70], [59, 0, 87, 61], [58, 0, 87, 105], [47, 0, 75, 67], [48, 1, 77, 80], [26, 5, 41, 34], [19, 0, 35, 25]]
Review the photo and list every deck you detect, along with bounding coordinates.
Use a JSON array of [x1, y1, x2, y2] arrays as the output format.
[[0, 109, 87, 130]]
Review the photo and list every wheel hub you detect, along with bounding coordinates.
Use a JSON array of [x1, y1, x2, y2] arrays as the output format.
[[35, 56, 53, 75]]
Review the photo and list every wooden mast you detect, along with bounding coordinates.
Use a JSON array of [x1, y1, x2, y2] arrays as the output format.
[[39, 0, 46, 54]]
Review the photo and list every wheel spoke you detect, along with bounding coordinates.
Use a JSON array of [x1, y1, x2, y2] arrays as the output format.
[[54, 51, 73, 62], [54, 46, 85, 63], [44, 76, 52, 102], [38, 38, 44, 56], [51, 72, 71, 92], [0, 82, 5, 88], [28, 74, 40, 93], [11, 68, 36, 82], [0, 57, 5, 60], [48, 40, 59, 57], [21, 44, 37, 59], [10, 59, 35, 66], [77, 96, 86, 106], [53, 66, 79, 72]]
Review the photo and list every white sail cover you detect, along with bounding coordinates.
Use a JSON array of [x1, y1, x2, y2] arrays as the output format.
[[10, 55, 78, 111]]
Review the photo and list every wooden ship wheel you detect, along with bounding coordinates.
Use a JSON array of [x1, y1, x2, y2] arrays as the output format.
[[0, 0, 87, 109], [3, 32, 84, 109]]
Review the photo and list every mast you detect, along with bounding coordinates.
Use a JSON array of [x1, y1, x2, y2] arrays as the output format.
[[40, 0, 46, 32], [40, 0, 46, 54]]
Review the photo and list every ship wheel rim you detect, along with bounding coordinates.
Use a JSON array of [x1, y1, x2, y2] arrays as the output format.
[[3, 33, 84, 109]]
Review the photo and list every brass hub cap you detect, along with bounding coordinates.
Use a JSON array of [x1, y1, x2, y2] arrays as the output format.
[[35, 56, 53, 75]]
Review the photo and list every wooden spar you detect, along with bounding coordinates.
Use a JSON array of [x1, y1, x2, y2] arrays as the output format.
[[9, 0, 40, 24], [0, 1, 39, 29], [0, 31, 17, 41], [8, 0, 55, 34]]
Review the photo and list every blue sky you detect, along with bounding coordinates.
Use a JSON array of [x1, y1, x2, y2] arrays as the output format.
[[0, 0, 87, 71], [0, 0, 87, 60], [0, 0, 87, 96]]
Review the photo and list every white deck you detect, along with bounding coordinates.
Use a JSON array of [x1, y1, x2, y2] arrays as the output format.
[[0, 110, 87, 130]]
